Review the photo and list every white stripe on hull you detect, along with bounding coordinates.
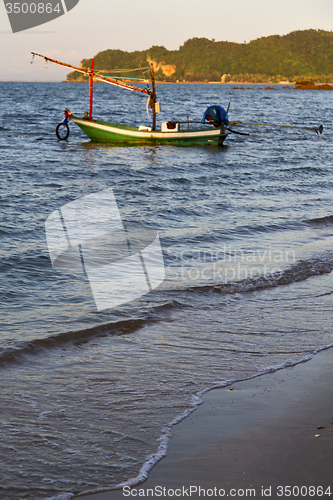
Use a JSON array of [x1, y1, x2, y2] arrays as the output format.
[[72, 118, 223, 140]]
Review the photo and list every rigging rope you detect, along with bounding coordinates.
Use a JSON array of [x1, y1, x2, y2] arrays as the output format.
[[87, 66, 150, 73]]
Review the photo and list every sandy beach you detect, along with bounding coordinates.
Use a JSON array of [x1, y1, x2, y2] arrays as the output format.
[[76, 347, 333, 500]]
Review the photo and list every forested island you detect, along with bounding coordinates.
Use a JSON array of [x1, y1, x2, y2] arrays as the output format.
[[66, 29, 333, 84]]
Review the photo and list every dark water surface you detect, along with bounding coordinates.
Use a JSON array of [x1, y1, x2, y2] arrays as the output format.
[[1, 81, 333, 499]]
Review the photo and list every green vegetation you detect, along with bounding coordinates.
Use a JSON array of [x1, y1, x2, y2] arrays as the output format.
[[67, 30, 333, 83]]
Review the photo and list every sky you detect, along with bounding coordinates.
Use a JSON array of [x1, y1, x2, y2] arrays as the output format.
[[0, 0, 332, 81]]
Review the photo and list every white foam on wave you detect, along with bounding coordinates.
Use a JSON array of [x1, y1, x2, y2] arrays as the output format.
[[38, 411, 52, 421], [44, 493, 74, 500], [72, 342, 333, 498]]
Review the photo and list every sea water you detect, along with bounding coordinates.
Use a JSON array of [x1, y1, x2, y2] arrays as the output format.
[[1, 81, 333, 499]]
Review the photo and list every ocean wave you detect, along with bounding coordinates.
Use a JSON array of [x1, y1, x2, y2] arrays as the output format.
[[305, 214, 333, 226], [214, 253, 333, 293], [184, 252, 333, 295], [0, 317, 148, 367], [165, 213, 333, 247], [163, 220, 306, 250], [0, 299, 186, 367], [0, 252, 50, 273]]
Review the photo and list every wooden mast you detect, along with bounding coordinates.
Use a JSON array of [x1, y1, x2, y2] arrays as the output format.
[[89, 58, 94, 121], [150, 63, 156, 131]]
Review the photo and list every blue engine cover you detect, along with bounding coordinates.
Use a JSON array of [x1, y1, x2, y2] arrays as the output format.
[[201, 105, 229, 126]]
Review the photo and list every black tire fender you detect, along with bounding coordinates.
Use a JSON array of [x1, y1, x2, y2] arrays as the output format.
[[56, 122, 70, 140]]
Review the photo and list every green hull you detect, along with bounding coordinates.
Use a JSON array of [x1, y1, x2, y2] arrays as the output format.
[[71, 117, 227, 146]]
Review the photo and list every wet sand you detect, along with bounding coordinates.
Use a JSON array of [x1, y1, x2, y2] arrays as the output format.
[[76, 348, 333, 500]]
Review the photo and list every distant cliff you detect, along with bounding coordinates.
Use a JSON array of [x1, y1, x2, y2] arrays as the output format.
[[66, 29, 333, 83]]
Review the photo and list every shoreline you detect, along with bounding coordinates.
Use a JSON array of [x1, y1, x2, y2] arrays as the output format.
[[75, 347, 333, 499], [62, 81, 333, 86], [2, 81, 333, 86]]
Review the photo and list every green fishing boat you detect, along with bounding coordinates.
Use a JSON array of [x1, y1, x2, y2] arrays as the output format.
[[69, 117, 227, 145], [31, 52, 228, 146]]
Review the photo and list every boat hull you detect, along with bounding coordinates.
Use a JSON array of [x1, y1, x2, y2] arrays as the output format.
[[71, 117, 228, 146]]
